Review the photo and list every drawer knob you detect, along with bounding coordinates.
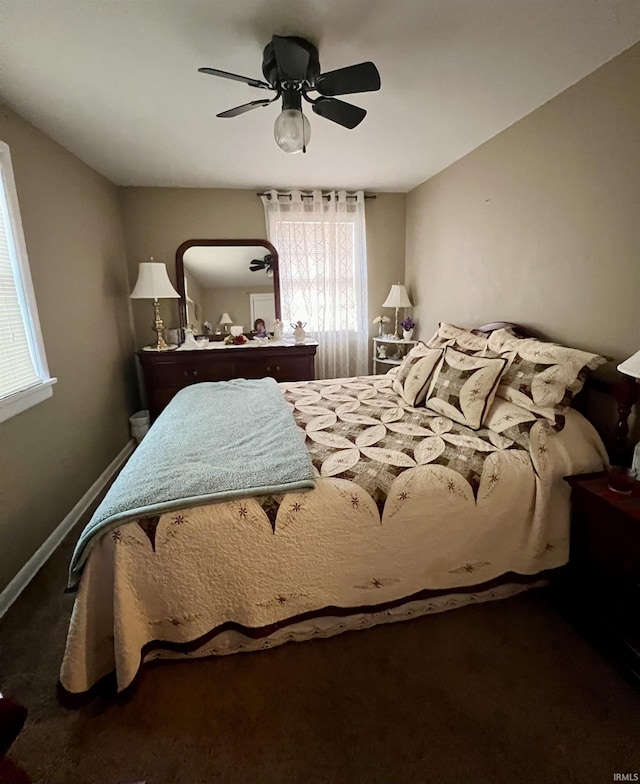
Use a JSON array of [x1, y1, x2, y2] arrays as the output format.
[[276, 365, 280, 371], [193, 370, 198, 377], [266, 366, 271, 372]]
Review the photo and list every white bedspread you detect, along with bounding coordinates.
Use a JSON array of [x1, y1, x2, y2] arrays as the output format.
[[60, 375, 606, 692]]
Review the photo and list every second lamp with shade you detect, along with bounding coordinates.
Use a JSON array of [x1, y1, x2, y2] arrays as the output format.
[[383, 283, 413, 339], [618, 351, 640, 380], [218, 313, 233, 334]]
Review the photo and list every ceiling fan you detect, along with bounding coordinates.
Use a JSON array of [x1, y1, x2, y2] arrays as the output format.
[[198, 35, 381, 154], [250, 254, 273, 277]]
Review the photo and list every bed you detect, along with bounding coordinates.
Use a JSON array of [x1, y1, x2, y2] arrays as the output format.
[[60, 323, 609, 693]]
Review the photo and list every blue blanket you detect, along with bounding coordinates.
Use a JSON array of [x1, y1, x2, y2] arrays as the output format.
[[68, 378, 315, 588]]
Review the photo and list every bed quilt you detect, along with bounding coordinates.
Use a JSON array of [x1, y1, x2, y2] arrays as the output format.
[[60, 374, 606, 692]]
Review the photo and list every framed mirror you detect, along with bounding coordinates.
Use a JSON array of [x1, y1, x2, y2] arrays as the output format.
[[175, 239, 281, 338]]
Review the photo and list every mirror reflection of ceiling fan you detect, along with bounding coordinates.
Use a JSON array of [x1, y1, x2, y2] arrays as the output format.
[[250, 254, 273, 277], [199, 35, 381, 154]]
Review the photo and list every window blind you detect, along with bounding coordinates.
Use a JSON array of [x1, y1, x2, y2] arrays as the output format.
[[0, 171, 40, 399]]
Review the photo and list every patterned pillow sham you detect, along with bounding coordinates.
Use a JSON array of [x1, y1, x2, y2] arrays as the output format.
[[487, 328, 607, 427], [482, 396, 545, 450], [425, 346, 508, 430], [392, 344, 443, 406], [425, 322, 490, 354]]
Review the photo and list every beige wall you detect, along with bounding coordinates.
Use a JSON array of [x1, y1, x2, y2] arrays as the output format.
[[0, 107, 135, 590], [365, 194, 407, 367], [119, 188, 406, 370], [405, 43, 640, 362]]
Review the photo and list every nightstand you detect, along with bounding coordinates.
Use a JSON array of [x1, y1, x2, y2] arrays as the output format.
[[558, 471, 640, 683], [372, 337, 418, 374]]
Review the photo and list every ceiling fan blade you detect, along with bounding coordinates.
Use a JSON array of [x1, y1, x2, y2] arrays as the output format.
[[312, 98, 366, 129], [316, 62, 381, 96], [272, 35, 310, 81], [216, 99, 273, 118], [198, 67, 272, 90]]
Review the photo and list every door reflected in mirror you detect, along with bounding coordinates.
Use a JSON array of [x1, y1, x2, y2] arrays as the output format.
[[176, 240, 281, 339]]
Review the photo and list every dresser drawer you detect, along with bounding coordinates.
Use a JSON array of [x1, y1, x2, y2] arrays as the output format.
[[239, 355, 311, 382], [138, 343, 317, 420], [142, 356, 238, 385]]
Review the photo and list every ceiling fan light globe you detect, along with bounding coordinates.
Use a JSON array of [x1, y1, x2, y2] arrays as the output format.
[[274, 109, 311, 154]]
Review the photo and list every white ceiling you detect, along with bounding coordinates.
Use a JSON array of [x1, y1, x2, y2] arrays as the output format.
[[1, 0, 639, 192]]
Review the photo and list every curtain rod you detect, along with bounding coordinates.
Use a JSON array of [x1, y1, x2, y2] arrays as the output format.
[[257, 191, 376, 200]]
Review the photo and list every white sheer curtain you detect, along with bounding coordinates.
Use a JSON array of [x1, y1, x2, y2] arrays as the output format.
[[261, 189, 368, 379]]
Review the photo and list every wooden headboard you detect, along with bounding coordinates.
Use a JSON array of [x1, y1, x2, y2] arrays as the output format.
[[475, 321, 540, 340], [474, 321, 638, 463]]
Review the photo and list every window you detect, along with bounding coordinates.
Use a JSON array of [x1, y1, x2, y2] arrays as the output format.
[[262, 190, 369, 379], [0, 141, 55, 423], [273, 219, 360, 332]]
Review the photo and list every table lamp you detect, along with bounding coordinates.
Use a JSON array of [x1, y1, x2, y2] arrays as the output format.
[[618, 351, 640, 379], [130, 259, 180, 351], [615, 350, 640, 475], [219, 313, 233, 334], [382, 283, 413, 339]]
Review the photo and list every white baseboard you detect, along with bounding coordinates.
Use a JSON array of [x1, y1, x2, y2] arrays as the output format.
[[0, 439, 135, 619]]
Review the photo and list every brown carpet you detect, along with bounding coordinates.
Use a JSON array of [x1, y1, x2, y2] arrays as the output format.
[[1, 524, 639, 784]]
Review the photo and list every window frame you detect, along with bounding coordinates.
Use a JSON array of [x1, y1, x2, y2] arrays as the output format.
[[0, 140, 56, 424]]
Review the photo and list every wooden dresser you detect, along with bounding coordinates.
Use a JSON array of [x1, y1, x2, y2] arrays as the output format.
[[138, 341, 318, 420]]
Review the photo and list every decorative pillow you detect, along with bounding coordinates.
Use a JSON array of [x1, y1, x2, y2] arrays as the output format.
[[425, 346, 508, 430], [487, 328, 607, 428], [393, 344, 443, 406], [426, 322, 490, 355]]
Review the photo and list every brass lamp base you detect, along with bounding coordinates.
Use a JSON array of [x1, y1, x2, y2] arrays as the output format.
[[142, 298, 179, 351]]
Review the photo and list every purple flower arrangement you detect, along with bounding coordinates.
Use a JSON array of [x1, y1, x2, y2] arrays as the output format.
[[400, 316, 415, 331]]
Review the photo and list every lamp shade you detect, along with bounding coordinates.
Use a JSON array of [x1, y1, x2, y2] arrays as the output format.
[[219, 312, 233, 325], [130, 262, 180, 299], [618, 350, 640, 379], [382, 284, 413, 309]]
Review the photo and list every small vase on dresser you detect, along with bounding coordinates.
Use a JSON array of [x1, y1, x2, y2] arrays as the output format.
[[403, 329, 414, 340]]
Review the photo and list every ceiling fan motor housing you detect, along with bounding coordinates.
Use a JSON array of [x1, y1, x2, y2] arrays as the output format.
[[262, 36, 321, 87]]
